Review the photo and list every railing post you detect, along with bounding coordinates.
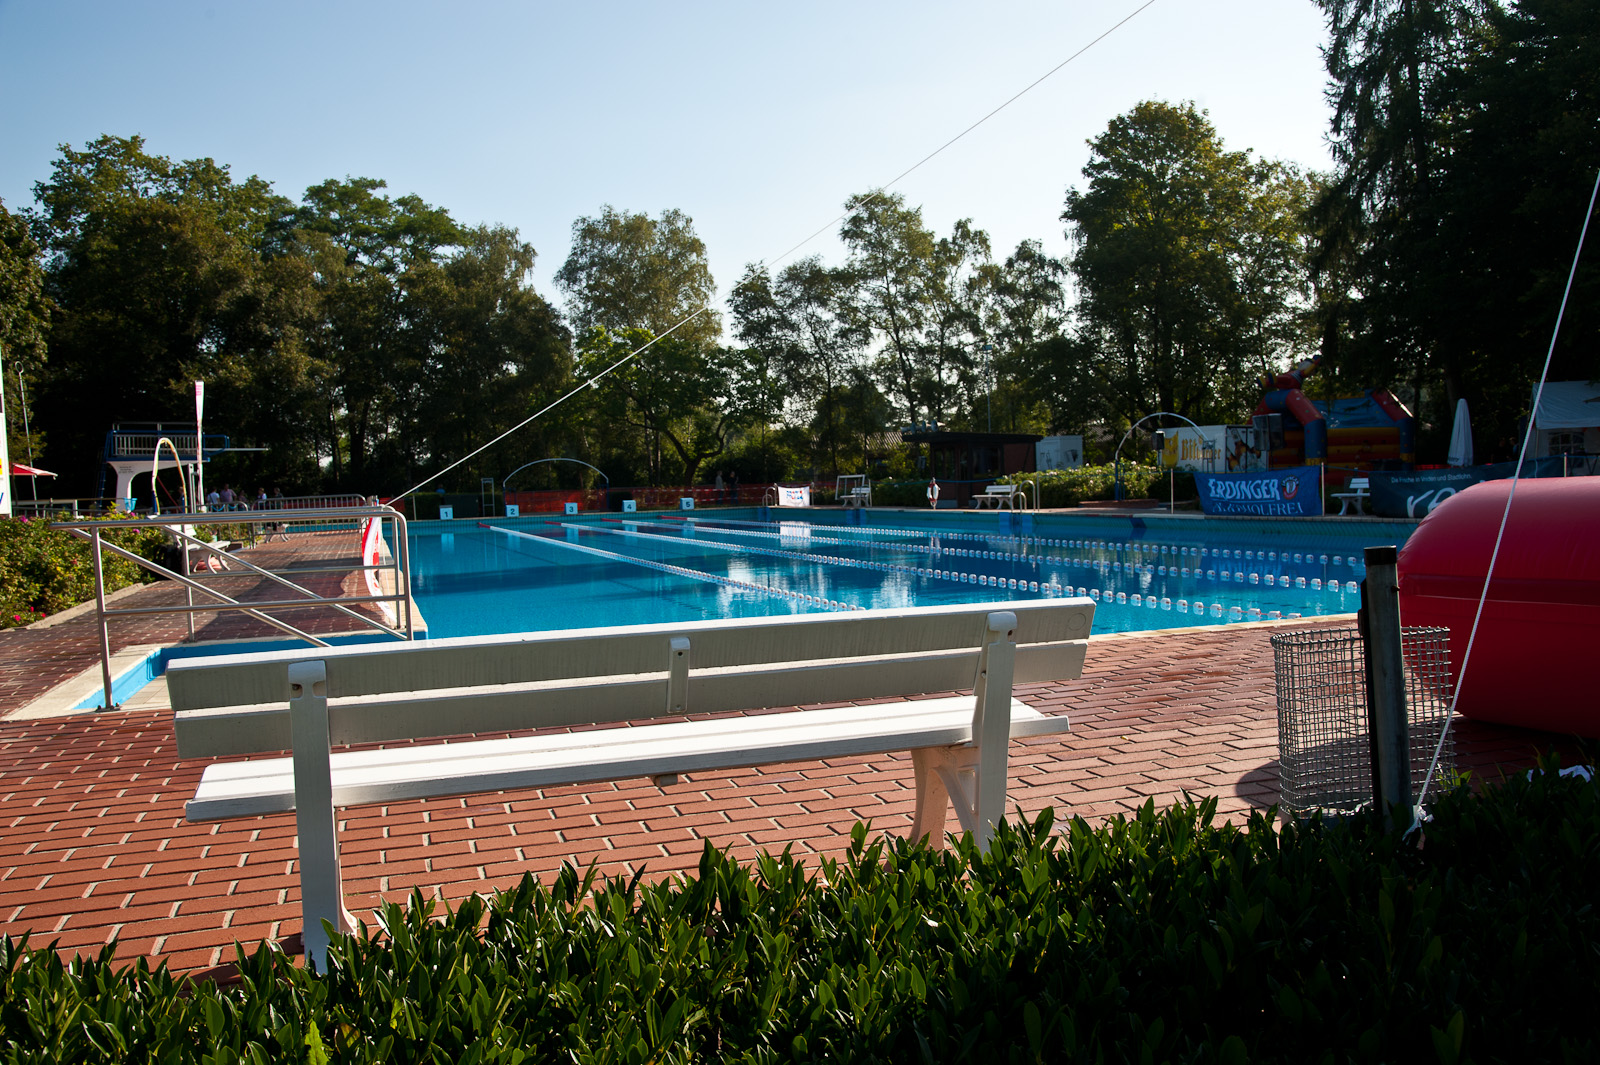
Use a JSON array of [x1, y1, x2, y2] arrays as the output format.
[[92, 528, 115, 711], [182, 522, 196, 639], [395, 512, 413, 639], [1360, 545, 1411, 828]]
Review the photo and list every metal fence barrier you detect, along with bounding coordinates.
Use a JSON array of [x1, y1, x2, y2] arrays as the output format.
[[1270, 626, 1455, 813], [50, 506, 413, 711]]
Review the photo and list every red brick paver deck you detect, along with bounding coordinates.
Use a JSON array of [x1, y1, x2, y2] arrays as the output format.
[[0, 532, 1584, 974]]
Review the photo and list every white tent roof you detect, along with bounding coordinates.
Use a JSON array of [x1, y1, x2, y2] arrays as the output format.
[[1531, 381, 1600, 430]]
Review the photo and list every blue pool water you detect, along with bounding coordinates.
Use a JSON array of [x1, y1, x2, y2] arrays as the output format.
[[408, 509, 1418, 639]]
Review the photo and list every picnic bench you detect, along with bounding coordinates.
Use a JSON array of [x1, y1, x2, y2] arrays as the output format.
[[835, 475, 872, 508], [1332, 476, 1371, 516], [841, 486, 872, 508], [167, 598, 1093, 969], [973, 483, 1026, 510]]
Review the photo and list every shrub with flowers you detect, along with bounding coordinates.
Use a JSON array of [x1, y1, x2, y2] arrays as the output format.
[[998, 462, 1197, 508], [0, 513, 170, 629]]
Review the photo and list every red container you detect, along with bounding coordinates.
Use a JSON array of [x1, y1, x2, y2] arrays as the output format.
[[1397, 477, 1600, 736]]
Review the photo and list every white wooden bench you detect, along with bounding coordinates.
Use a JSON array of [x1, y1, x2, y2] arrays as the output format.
[[973, 483, 1024, 509], [1331, 476, 1371, 516], [167, 598, 1093, 968]]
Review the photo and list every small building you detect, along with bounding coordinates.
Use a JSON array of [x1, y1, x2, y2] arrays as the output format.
[[902, 427, 1041, 508], [1531, 381, 1599, 469], [1035, 434, 1085, 471]]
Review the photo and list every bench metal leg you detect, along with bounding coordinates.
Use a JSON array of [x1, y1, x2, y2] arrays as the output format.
[[911, 746, 978, 847], [288, 660, 356, 972], [972, 611, 1017, 848], [912, 611, 1021, 850]]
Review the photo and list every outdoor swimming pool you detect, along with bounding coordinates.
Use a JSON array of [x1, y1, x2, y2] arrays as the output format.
[[408, 509, 1418, 639]]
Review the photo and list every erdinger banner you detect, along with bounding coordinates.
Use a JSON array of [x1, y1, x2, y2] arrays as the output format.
[[776, 485, 811, 507], [1195, 466, 1323, 516]]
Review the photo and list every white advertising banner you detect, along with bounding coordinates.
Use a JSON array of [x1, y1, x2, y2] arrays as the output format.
[[1160, 426, 1227, 471], [776, 485, 811, 507]]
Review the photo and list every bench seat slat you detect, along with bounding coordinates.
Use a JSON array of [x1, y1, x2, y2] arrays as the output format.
[[165, 599, 1093, 711], [186, 697, 1067, 821], [175, 641, 1088, 758]]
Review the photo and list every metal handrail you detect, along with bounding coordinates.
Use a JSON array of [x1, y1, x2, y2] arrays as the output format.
[[51, 505, 413, 711]]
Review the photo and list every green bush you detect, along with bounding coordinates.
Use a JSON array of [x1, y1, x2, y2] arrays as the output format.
[[997, 463, 1197, 508], [867, 479, 934, 507], [0, 514, 169, 628], [3, 766, 1598, 1062]]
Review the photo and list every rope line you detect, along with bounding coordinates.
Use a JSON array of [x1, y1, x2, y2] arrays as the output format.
[[762, 0, 1161, 270], [1412, 164, 1600, 816], [485, 522, 862, 610], [397, 1, 1160, 501]]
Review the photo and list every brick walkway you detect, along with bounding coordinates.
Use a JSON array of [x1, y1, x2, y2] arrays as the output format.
[[0, 530, 1581, 975]]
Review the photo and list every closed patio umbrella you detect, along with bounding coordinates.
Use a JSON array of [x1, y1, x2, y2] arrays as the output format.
[[1447, 398, 1473, 467], [8, 463, 55, 477]]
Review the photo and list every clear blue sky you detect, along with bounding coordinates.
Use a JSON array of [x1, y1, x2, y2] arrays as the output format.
[[0, 0, 1335, 314]]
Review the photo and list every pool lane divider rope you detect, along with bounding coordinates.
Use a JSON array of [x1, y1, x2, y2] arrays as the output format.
[[485, 520, 1339, 624], [481, 522, 863, 611], [590, 520, 1309, 620], [632, 518, 1342, 614], [669, 516, 1366, 577]]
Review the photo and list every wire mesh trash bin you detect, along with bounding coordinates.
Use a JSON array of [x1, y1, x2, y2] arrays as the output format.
[[1270, 627, 1455, 813]]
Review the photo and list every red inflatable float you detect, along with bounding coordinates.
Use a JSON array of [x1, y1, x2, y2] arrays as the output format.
[[1397, 477, 1600, 736]]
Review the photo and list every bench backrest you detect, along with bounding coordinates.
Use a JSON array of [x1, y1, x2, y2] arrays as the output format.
[[170, 598, 1093, 758], [1350, 477, 1370, 490]]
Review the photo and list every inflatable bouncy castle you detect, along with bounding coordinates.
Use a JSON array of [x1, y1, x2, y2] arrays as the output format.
[[1254, 354, 1417, 487], [1397, 478, 1600, 737]]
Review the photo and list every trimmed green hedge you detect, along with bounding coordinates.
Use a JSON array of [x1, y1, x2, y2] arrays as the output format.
[[871, 464, 1197, 509], [0, 515, 168, 629], [998, 463, 1198, 508], [3, 767, 1597, 1062]]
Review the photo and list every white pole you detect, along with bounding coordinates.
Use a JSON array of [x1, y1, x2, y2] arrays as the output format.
[[194, 381, 205, 512], [0, 342, 12, 517]]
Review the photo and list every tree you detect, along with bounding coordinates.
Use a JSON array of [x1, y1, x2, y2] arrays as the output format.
[[573, 327, 736, 485], [555, 207, 720, 346], [557, 207, 728, 484], [730, 258, 865, 475], [978, 239, 1068, 433], [1, 198, 51, 465], [1311, 0, 1496, 403], [1313, 0, 1600, 455], [29, 135, 313, 497], [404, 225, 571, 481], [291, 177, 465, 487], [1061, 101, 1313, 428], [838, 191, 991, 427]]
